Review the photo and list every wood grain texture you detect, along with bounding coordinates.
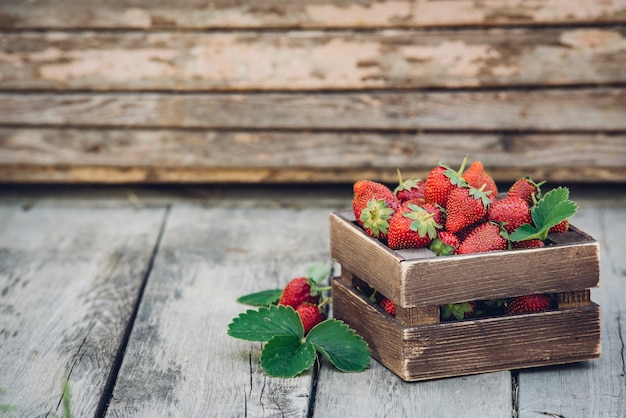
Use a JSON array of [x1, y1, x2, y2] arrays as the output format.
[[333, 277, 601, 381], [0, 203, 165, 417], [331, 211, 600, 308], [516, 206, 626, 418], [1, 28, 624, 91], [1, 129, 625, 184], [1, 0, 625, 29], [1, 89, 625, 130], [106, 206, 333, 417]]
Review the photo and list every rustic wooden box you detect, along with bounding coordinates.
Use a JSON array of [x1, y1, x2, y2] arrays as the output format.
[[329, 210, 601, 381]]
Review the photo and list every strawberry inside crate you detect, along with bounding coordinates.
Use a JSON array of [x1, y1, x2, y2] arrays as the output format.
[[329, 210, 601, 381]]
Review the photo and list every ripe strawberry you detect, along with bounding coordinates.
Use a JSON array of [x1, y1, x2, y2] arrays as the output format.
[[394, 169, 425, 203], [457, 222, 508, 254], [506, 294, 552, 314], [429, 230, 460, 256], [422, 202, 445, 226], [278, 277, 319, 308], [445, 184, 492, 233], [513, 239, 545, 249], [507, 177, 545, 205], [387, 203, 442, 250], [296, 302, 326, 333], [441, 301, 476, 321], [352, 180, 400, 239], [487, 196, 532, 234], [423, 157, 469, 207], [462, 160, 498, 199], [549, 219, 569, 233], [379, 297, 396, 316]]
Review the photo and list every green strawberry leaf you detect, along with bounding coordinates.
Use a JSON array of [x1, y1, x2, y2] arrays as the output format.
[[511, 187, 578, 242], [260, 335, 316, 378], [306, 319, 370, 373], [228, 305, 303, 342], [306, 261, 332, 284], [236, 289, 283, 306]]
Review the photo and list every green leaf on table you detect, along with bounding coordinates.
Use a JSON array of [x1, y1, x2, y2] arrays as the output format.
[[260, 335, 316, 378], [306, 319, 370, 372], [306, 261, 332, 284], [510, 187, 577, 242], [236, 289, 283, 306], [227, 305, 303, 342]]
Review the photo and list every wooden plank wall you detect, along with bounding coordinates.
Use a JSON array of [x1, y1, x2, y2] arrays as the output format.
[[0, 0, 625, 184]]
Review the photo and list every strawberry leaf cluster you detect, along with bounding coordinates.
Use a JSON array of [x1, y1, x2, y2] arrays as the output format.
[[228, 262, 370, 378]]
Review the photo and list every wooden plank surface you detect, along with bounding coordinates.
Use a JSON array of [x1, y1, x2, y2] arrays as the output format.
[[1, 0, 625, 29], [1, 130, 625, 184], [105, 206, 333, 417], [516, 206, 626, 418], [1, 89, 624, 130], [0, 202, 166, 417], [1, 28, 624, 91]]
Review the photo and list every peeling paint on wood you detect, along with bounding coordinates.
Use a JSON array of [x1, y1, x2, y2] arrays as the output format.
[[0, 28, 624, 90], [0, 0, 625, 29]]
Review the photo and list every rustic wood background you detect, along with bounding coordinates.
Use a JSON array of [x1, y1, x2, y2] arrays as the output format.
[[0, 0, 625, 184]]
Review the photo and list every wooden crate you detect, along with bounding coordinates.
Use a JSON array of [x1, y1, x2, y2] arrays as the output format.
[[329, 210, 601, 381]]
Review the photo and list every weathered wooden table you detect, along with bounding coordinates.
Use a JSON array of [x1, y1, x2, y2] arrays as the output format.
[[1, 185, 625, 417]]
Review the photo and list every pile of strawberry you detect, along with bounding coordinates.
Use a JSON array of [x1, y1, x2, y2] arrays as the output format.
[[353, 157, 577, 255], [352, 157, 579, 319]]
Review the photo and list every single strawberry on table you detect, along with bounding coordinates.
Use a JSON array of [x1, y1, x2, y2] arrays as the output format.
[[296, 302, 327, 333], [278, 277, 320, 308]]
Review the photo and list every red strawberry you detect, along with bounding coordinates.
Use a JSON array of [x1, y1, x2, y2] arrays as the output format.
[[429, 230, 460, 256], [441, 301, 476, 321], [387, 203, 442, 250], [507, 177, 545, 205], [513, 239, 545, 249], [462, 160, 498, 199], [457, 222, 508, 254], [487, 196, 532, 234], [394, 169, 425, 203], [422, 202, 445, 226], [379, 297, 396, 316], [549, 219, 569, 233], [506, 294, 552, 314], [423, 157, 469, 207], [445, 184, 492, 233], [278, 277, 319, 308], [352, 180, 400, 239], [296, 302, 326, 333]]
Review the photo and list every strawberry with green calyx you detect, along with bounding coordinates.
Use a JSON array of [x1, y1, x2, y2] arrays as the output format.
[[352, 179, 400, 220], [507, 176, 546, 205], [487, 195, 532, 234], [462, 160, 498, 199], [441, 301, 476, 321], [506, 294, 553, 314], [387, 203, 443, 250], [423, 156, 469, 207], [278, 262, 333, 309], [359, 198, 395, 240], [445, 183, 493, 233], [509, 187, 577, 243], [394, 169, 426, 203], [379, 297, 396, 316], [457, 222, 508, 254], [429, 230, 460, 256]]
